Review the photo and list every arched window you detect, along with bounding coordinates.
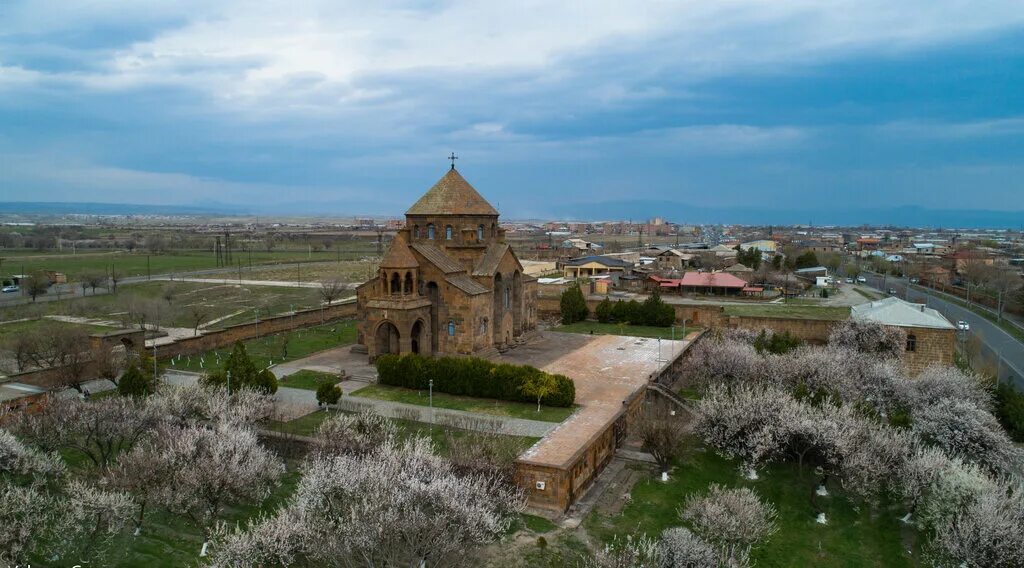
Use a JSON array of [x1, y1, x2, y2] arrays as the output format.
[[413, 225, 420, 238], [445, 225, 453, 240], [504, 286, 510, 308], [403, 271, 413, 295], [427, 224, 435, 239], [477, 224, 484, 242], [447, 320, 456, 336], [390, 272, 400, 295], [479, 318, 488, 334], [906, 334, 917, 352]]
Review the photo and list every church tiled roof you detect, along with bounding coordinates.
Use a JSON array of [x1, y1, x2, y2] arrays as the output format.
[[406, 169, 499, 216], [446, 274, 489, 295], [410, 243, 464, 274], [379, 233, 419, 268], [472, 243, 511, 276]]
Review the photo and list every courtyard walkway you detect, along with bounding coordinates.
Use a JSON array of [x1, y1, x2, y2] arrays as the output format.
[[160, 371, 556, 438]]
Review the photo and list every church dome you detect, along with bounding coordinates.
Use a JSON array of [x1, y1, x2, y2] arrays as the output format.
[[405, 168, 499, 216]]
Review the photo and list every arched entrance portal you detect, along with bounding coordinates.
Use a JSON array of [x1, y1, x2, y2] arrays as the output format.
[[374, 321, 401, 357], [411, 320, 424, 354]]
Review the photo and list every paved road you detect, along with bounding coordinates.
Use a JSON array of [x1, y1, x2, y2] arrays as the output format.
[[863, 273, 1024, 389]]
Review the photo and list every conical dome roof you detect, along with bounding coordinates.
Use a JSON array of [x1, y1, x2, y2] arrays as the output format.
[[380, 232, 419, 268], [406, 168, 499, 216]]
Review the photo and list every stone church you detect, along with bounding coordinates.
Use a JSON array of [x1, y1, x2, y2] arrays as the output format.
[[354, 167, 537, 360]]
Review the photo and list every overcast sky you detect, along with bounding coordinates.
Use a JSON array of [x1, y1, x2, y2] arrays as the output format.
[[1, 1, 1023, 220]]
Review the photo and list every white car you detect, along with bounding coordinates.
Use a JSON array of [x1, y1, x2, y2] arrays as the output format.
[[845, 278, 853, 284], [1, 285, 18, 293], [856, 276, 867, 283], [956, 321, 970, 331]]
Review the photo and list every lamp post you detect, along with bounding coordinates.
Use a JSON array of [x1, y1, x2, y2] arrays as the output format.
[[429, 379, 434, 430], [227, 370, 231, 393]]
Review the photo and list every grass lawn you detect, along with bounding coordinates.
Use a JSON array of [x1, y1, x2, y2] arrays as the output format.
[[278, 369, 340, 391], [854, 287, 884, 301], [553, 321, 692, 340], [167, 320, 357, 373], [584, 442, 915, 568], [266, 408, 541, 457], [349, 383, 576, 423], [0, 317, 118, 340], [0, 280, 331, 329], [723, 304, 851, 321], [1, 246, 376, 281]]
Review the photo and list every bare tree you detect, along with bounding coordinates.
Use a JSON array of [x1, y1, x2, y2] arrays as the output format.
[[634, 405, 689, 474], [24, 272, 50, 302], [960, 251, 990, 306], [186, 302, 211, 336], [319, 277, 346, 305], [84, 271, 106, 295], [161, 283, 179, 305], [987, 267, 1021, 322]]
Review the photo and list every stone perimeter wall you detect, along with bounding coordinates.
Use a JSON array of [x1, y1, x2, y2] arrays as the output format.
[[535, 296, 839, 343], [7, 302, 358, 390]]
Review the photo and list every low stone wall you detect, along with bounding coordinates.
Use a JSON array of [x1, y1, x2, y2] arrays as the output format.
[[536, 295, 836, 343], [5, 303, 357, 390], [5, 329, 147, 390], [154, 300, 357, 361]]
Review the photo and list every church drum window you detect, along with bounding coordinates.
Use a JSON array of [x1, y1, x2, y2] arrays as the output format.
[[427, 224, 435, 239], [477, 224, 484, 242], [448, 320, 456, 336], [445, 225, 453, 240]]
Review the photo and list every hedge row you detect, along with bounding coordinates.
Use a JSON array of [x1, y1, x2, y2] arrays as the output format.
[[375, 354, 575, 408]]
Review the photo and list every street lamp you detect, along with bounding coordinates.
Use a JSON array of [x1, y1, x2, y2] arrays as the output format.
[[429, 379, 434, 430]]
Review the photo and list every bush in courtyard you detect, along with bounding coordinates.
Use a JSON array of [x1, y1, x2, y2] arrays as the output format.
[[560, 283, 589, 325], [375, 354, 575, 407], [117, 364, 154, 397], [595, 296, 614, 323], [752, 330, 802, 355], [202, 341, 278, 394], [640, 290, 676, 327], [316, 383, 343, 406]]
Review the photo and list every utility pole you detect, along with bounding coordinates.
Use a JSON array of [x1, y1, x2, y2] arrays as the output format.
[[147, 255, 151, 280]]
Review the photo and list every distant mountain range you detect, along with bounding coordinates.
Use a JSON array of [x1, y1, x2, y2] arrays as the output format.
[[1, 200, 1022, 230], [0, 201, 235, 216], [549, 200, 1024, 230]]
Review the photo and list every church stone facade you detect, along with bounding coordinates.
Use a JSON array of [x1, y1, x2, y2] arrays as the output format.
[[354, 168, 537, 360]]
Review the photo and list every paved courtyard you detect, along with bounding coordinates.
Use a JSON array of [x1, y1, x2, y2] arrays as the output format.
[[497, 331, 691, 469]]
